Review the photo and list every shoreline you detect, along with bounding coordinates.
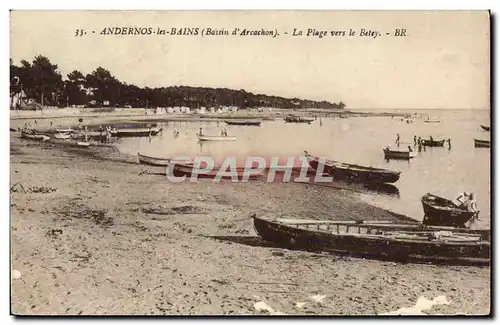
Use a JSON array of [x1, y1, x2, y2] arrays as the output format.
[[9, 134, 491, 315]]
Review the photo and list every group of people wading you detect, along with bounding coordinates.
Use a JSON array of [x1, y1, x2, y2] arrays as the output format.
[[394, 133, 452, 151]]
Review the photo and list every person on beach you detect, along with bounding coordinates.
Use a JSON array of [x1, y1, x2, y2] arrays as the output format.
[[413, 135, 417, 146], [395, 133, 400, 146], [199, 127, 203, 136], [408, 145, 413, 152], [99, 125, 104, 142], [447, 138, 452, 150], [430, 135, 434, 142], [453, 191, 472, 209], [50, 121, 53, 128], [84, 126, 88, 142]]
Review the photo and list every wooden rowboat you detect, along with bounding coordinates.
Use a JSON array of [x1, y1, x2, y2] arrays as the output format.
[[252, 215, 490, 265], [137, 153, 175, 167], [71, 130, 117, 140], [284, 115, 314, 124], [54, 133, 71, 140], [115, 127, 161, 137], [198, 135, 236, 141], [383, 148, 417, 160], [480, 125, 490, 131], [474, 139, 490, 148], [224, 120, 262, 126], [21, 131, 50, 142], [56, 128, 73, 133], [421, 139, 445, 147], [168, 162, 262, 180], [305, 151, 400, 184], [76, 141, 90, 147], [421, 193, 478, 228]]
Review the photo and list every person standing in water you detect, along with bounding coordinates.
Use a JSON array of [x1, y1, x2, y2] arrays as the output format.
[[447, 138, 452, 150]]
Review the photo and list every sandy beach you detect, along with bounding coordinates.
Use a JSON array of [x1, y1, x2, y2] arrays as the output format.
[[10, 126, 490, 316]]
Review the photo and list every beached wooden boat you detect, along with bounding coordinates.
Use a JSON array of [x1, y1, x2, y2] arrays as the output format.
[[421, 139, 445, 147], [284, 115, 314, 124], [383, 148, 417, 160], [474, 139, 490, 148], [54, 133, 71, 140], [56, 128, 73, 133], [168, 162, 262, 180], [421, 193, 478, 228], [76, 141, 90, 147], [115, 128, 161, 137], [305, 151, 400, 184], [224, 120, 262, 126], [480, 125, 490, 131], [252, 215, 490, 265], [137, 152, 175, 167], [20, 131, 50, 142], [198, 135, 236, 141], [70, 130, 118, 140]]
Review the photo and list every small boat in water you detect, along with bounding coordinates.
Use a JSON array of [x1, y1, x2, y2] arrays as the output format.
[[304, 151, 401, 184], [421, 139, 445, 147], [284, 115, 314, 124], [198, 135, 236, 141], [115, 127, 161, 137], [480, 125, 490, 131], [474, 139, 490, 148], [224, 120, 262, 126], [421, 193, 479, 228], [424, 117, 441, 123], [252, 215, 490, 265], [383, 148, 417, 160], [21, 131, 50, 142]]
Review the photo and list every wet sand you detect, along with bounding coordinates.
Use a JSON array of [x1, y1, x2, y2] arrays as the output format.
[[10, 134, 490, 315]]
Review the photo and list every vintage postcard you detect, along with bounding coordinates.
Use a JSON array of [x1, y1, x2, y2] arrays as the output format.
[[9, 10, 491, 316]]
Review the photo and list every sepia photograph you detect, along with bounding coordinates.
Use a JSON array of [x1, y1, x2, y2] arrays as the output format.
[[9, 10, 491, 316]]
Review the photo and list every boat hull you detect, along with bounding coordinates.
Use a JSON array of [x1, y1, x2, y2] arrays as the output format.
[[421, 193, 476, 228], [252, 216, 490, 265], [421, 139, 445, 147], [138, 153, 173, 167], [474, 139, 490, 148], [116, 128, 161, 137], [480, 125, 490, 131], [383, 149, 416, 160], [224, 120, 262, 126], [307, 154, 400, 184], [21, 132, 50, 141], [284, 118, 314, 124]]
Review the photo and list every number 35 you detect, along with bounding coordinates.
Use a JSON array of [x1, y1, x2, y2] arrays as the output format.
[[74, 29, 84, 37]]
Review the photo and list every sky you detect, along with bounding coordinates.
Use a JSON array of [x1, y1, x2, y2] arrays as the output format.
[[10, 10, 490, 109]]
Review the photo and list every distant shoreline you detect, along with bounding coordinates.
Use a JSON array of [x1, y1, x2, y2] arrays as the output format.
[[10, 107, 408, 123]]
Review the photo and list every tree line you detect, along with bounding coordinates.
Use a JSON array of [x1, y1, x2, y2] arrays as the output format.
[[10, 55, 346, 110]]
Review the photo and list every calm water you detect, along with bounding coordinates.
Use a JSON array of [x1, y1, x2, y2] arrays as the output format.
[[116, 109, 491, 226]]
